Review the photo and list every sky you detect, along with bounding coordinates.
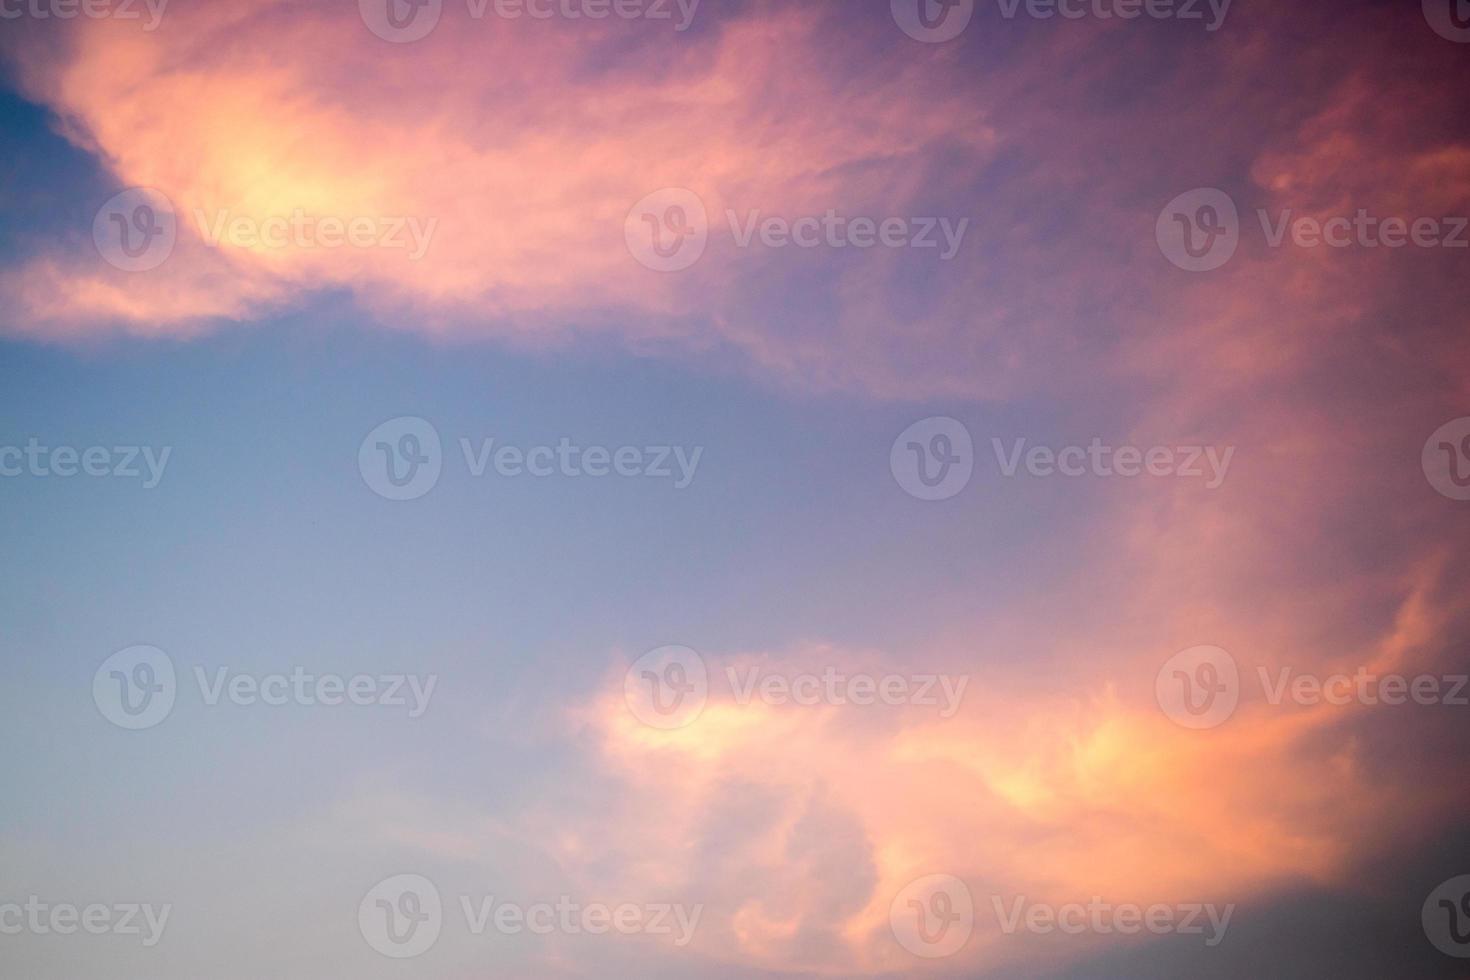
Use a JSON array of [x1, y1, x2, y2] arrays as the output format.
[[1, 0, 1469, 977]]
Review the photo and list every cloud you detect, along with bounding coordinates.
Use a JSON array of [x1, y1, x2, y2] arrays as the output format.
[[4, 1, 1460, 402]]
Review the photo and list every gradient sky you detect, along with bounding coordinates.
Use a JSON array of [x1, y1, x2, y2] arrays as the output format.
[[2, 1, 1469, 977]]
